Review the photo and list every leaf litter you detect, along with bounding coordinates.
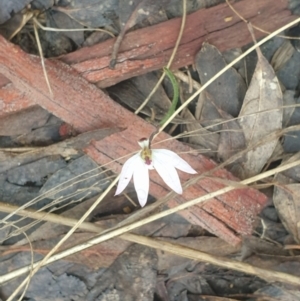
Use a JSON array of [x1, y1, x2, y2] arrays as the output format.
[[237, 35, 283, 179], [1, 0, 300, 300]]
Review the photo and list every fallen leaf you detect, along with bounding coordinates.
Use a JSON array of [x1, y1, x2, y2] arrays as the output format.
[[271, 40, 295, 72], [0, 105, 50, 136], [195, 42, 246, 117], [0, 0, 31, 24], [39, 155, 109, 202], [273, 154, 300, 243], [6, 155, 66, 186], [119, 0, 167, 29], [237, 44, 283, 178], [195, 89, 224, 132], [282, 90, 296, 127], [46, 10, 84, 46], [217, 110, 246, 165], [52, 0, 118, 28], [166, 273, 214, 300], [85, 244, 158, 301], [181, 108, 219, 154], [0, 252, 89, 300]]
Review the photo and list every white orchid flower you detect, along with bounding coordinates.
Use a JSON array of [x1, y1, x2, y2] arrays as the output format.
[[115, 138, 197, 207]]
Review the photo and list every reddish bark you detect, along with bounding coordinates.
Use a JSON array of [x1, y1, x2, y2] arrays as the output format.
[[0, 74, 34, 117], [1, 0, 293, 244], [0, 15, 272, 243], [60, 0, 296, 88], [0, 0, 296, 115]]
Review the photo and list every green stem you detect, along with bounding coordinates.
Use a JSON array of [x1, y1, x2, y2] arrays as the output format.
[[159, 67, 179, 126]]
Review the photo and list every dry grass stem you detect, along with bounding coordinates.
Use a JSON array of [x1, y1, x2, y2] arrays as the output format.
[[33, 19, 53, 97], [6, 176, 120, 301], [173, 70, 202, 90], [3, 158, 300, 287], [1, 202, 300, 287], [225, 0, 300, 40], [155, 16, 300, 137], [33, 17, 115, 37], [135, 0, 187, 114], [3, 4, 300, 298]]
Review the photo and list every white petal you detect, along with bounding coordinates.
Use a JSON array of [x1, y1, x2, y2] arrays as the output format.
[[115, 154, 140, 195], [133, 158, 149, 207], [153, 153, 183, 194], [152, 149, 197, 174]]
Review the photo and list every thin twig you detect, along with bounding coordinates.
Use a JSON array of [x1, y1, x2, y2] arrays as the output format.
[[225, 0, 300, 40], [6, 176, 120, 301], [154, 16, 300, 139], [1, 200, 300, 286], [3, 159, 300, 286], [33, 18, 114, 37], [135, 0, 187, 114], [33, 18, 53, 97]]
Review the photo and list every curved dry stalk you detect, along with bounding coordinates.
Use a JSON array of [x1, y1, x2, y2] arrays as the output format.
[[6, 175, 120, 301], [225, 0, 300, 40], [8, 10, 35, 40], [173, 70, 202, 90], [1, 221, 34, 301], [151, 104, 300, 151], [1, 148, 141, 239], [33, 17, 115, 37], [135, 0, 187, 114], [5, 7, 300, 299], [0, 166, 110, 224], [1, 200, 300, 287], [4, 70, 300, 244], [33, 18, 53, 97], [3, 158, 300, 288], [154, 16, 300, 138], [1, 186, 99, 241], [3, 11, 190, 288], [21, 12, 115, 113], [0, 147, 40, 152]]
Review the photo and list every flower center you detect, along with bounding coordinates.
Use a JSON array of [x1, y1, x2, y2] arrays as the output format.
[[140, 148, 152, 165]]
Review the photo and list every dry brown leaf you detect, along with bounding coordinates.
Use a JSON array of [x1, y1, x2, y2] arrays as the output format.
[[197, 90, 224, 132], [282, 90, 296, 127], [272, 184, 300, 243], [271, 40, 295, 72], [273, 154, 300, 243], [195, 42, 246, 117], [182, 108, 219, 153], [237, 45, 283, 178], [217, 110, 246, 164], [87, 244, 157, 300]]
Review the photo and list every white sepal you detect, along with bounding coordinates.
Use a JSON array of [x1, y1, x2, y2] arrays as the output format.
[[153, 149, 197, 174], [115, 154, 140, 196], [152, 152, 183, 194], [133, 157, 149, 207]]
